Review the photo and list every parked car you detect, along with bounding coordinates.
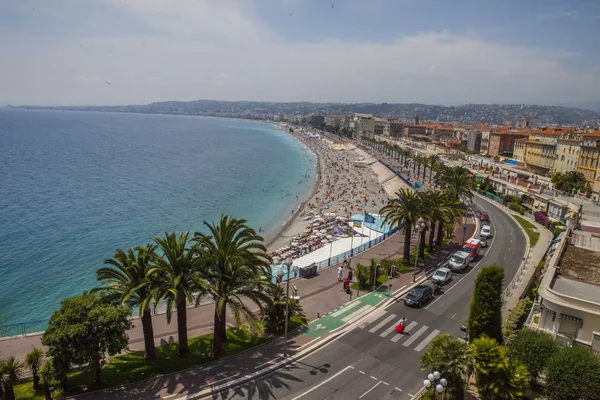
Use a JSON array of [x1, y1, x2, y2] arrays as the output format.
[[480, 225, 492, 237], [432, 267, 453, 285], [480, 213, 489, 222], [479, 235, 488, 247], [404, 285, 434, 308], [448, 251, 471, 272], [481, 219, 490, 227]]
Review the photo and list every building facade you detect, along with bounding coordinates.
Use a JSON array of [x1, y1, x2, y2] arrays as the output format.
[[488, 131, 529, 158], [389, 121, 404, 138], [525, 128, 574, 175], [467, 130, 482, 152], [578, 131, 600, 196], [555, 133, 583, 174], [513, 139, 527, 162]]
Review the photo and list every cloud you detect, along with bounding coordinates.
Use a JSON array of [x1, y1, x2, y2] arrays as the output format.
[[0, 0, 599, 106]]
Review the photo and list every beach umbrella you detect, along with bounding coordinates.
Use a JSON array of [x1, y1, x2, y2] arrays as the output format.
[[326, 234, 333, 239], [319, 229, 327, 233]]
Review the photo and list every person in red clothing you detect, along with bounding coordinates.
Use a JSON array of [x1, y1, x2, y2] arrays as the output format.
[[395, 317, 407, 334]]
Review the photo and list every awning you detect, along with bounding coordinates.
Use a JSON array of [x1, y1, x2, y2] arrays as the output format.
[[559, 313, 583, 327]]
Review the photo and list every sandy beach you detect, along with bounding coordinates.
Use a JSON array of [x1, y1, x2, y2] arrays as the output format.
[[265, 126, 390, 259]]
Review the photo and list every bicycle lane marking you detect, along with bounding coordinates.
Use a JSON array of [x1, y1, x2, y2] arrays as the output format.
[[302, 287, 391, 339]]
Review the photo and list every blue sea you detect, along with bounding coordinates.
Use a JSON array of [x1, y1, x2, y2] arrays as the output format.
[[0, 109, 316, 324]]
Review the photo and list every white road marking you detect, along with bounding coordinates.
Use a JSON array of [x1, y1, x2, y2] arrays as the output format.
[[391, 321, 417, 342], [359, 370, 366, 374], [370, 375, 378, 380], [343, 305, 374, 324], [368, 314, 397, 333], [414, 329, 440, 352], [358, 309, 386, 329], [359, 381, 383, 399], [395, 387, 403, 392], [379, 318, 404, 338], [402, 325, 429, 347], [169, 372, 240, 399], [331, 301, 360, 317], [290, 366, 355, 400], [383, 381, 390, 385], [451, 313, 457, 319]]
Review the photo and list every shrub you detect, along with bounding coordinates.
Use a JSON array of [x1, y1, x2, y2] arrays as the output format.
[[533, 211, 551, 228], [502, 298, 534, 342], [468, 266, 505, 344]]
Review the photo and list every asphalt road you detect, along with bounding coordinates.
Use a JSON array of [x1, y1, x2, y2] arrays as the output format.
[[205, 199, 526, 400]]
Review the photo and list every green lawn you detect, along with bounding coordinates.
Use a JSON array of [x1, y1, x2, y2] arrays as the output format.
[[513, 215, 539, 247], [14, 325, 271, 400]]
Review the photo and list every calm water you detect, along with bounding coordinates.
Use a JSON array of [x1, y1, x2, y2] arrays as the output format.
[[0, 109, 315, 324]]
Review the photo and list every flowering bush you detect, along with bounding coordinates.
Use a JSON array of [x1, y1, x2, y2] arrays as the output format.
[[534, 211, 551, 227]]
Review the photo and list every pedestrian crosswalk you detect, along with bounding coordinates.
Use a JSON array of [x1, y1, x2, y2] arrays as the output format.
[[359, 311, 441, 352]]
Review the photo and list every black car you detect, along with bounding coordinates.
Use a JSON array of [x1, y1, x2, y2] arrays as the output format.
[[404, 285, 434, 308]]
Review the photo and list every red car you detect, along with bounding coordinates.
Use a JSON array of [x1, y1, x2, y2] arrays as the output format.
[[480, 213, 489, 222]]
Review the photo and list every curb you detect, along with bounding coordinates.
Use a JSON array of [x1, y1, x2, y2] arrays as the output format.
[[178, 280, 425, 400]]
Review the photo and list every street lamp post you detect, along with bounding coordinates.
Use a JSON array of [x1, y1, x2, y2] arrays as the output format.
[[423, 371, 447, 400], [277, 258, 293, 357], [412, 218, 426, 282]]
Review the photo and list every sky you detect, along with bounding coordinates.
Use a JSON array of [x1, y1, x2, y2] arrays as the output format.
[[1, 0, 600, 107]]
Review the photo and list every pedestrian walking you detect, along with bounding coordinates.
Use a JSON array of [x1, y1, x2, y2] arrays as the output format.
[[348, 269, 353, 281], [337, 266, 343, 281]]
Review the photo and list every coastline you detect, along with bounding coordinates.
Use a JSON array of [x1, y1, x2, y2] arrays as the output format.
[[263, 125, 389, 257]]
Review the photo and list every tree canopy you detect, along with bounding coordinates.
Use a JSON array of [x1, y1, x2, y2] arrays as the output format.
[[551, 171, 587, 193], [508, 329, 559, 386], [468, 266, 504, 344], [545, 345, 600, 400], [42, 292, 132, 387]]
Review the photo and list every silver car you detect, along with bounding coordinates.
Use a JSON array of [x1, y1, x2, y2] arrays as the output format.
[[432, 267, 453, 285], [479, 235, 488, 247], [448, 251, 471, 272]]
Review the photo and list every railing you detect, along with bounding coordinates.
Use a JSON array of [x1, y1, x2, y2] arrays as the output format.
[[312, 226, 399, 271], [0, 319, 50, 338]]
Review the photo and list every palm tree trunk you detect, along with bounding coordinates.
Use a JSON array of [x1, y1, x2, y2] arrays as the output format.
[[419, 229, 427, 258], [141, 307, 157, 360], [176, 297, 190, 358], [32, 367, 40, 390], [403, 222, 412, 263], [212, 308, 225, 357], [429, 223, 436, 252], [429, 166, 434, 182], [43, 383, 52, 400], [436, 221, 444, 246], [220, 309, 227, 345]]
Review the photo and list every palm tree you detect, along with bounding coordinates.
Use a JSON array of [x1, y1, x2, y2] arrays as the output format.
[[263, 284, 305, 334], [39, 360, 55, 400], [25, 348, 44, 390], [380, 188, 423, 263], [96, 245, 160, 360], [487, 357, 529, 400], [0, 356, 24, 400], [420, 333, 471, 399], [154, 232, 207, 358], [194, 215, 273, 358], [435, 165, 476, 201], [418, 191, 438, 255], [428, 154, 440, 182]]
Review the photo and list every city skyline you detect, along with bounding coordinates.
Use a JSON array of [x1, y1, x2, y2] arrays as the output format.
[[2, 0, 600, 107]]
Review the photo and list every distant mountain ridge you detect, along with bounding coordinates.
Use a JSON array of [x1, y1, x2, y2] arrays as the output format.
[[9, 100, 600, 126]]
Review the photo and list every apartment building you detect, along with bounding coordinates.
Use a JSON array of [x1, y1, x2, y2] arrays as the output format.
[[389, 120, 404, 138], [374, 118, 389, 136], [513, 139, 527, 162], [354, 113, 375, 136], [578, 131, 600, 196], [488, 129, 529, 157], [525, 128, 574, 175], [467, 130, 482, 152], [555, 132, 583, 174], [527, 230, 600, 352]]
